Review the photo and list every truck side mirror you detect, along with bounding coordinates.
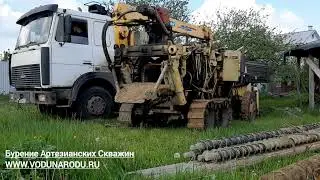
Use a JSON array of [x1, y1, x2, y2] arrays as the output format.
[[64, 15, 72, 42]]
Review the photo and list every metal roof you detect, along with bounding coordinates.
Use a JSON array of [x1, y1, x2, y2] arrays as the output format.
[[282, 30, 320, 45]]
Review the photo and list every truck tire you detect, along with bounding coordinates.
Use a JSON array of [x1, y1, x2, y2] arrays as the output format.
[[75, 86, 114, 119]]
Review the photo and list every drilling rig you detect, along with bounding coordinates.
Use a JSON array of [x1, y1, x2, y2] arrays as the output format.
[[102, 3, 258, 129]]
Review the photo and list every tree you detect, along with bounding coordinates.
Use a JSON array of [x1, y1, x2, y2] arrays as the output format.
[[2, 49, 11, 61], [207, 8, 300, 91], [125, 0, 190, 21], [204, 8, 310, 103], [209, 8, 289, 65]]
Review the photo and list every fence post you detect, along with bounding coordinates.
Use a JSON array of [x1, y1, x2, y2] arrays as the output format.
[[309, 57, 315, 109]]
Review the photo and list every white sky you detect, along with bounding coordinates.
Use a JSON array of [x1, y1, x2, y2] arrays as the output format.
[[0, 0, 310, 52], [191, 0, 306, 33]]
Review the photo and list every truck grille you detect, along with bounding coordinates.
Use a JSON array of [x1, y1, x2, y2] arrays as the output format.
[[11, 64, 41, 87]]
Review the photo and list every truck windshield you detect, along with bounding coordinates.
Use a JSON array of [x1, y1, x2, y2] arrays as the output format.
[[16, 15, 53, 48]]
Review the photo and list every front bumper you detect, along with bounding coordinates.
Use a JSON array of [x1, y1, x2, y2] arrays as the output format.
[[9, 91, 56, 105]]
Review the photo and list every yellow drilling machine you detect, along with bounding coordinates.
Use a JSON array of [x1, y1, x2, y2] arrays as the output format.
[[102, 3, 259, 129]]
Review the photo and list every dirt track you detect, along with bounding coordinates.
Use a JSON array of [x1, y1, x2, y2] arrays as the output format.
[[261, 154, 320, 180]]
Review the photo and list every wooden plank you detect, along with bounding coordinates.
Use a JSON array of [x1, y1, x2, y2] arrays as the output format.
[[305, 58, 320, 79], [296, 57, 301, 107], [128, 141, 320, 177], [305, 57, 317, 109], [308, 59, 315, 109]]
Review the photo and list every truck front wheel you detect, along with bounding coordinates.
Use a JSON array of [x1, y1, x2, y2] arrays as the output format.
[[75, 86, 114, 119]]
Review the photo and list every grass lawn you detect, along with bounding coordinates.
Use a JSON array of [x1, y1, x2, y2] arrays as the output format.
[[0, 94, 319, 179]]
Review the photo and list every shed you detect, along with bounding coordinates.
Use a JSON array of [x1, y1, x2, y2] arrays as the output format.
[[0, 61, 10, 95], [284, 40, 320, 109]]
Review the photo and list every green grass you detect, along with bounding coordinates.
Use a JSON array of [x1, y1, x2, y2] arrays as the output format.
[[0, 94, 319, 179], [0, 95, 8, 102]]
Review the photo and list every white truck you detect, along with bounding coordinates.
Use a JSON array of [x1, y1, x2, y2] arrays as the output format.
[[9, 4, 116, 118]]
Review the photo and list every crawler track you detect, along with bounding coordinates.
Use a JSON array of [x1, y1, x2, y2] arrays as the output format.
[[187, 100, 211, 129], [187, 98, 231, 129], [118, 103, 135, 125]]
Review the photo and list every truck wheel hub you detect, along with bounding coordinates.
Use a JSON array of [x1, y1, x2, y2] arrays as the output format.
[[87, 96, 106, 115]]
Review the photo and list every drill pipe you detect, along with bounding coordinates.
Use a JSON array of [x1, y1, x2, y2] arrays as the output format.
[[184, 123, 320, 159], [197, 129, 320, 162]]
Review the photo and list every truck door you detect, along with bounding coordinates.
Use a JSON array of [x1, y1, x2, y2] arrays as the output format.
[[51, 15, 93, 87], [92, 20, 114, 71]]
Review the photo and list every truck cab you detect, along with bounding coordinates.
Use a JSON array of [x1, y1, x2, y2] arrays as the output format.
[[9, 4, 116, 118]]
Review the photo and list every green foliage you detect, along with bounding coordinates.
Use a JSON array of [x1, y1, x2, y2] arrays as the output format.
[[1, 50, 11, 61], [208, 7, 303, 90], [211, 8, 289, 63], [274, 60, 309, 88], [125, 0, 190, 21]]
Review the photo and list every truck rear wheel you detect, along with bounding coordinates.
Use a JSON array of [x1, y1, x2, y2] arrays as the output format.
[[75, 86, 114, 119]]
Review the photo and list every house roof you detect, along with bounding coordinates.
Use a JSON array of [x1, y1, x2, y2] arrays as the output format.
[[282, 30, 320, 45], [284, 39, 320, 58]]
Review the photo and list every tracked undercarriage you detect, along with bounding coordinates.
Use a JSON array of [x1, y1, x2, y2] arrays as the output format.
[[187, 99, 232, 129], [118, 98, 233, 128]]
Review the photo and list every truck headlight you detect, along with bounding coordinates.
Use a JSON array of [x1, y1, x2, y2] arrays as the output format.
[[38, 94, 47, 102]]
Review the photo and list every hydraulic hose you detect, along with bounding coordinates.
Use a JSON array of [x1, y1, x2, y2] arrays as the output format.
[[116, 10, 137, 20], [102, 20, 120, 92], [153, 10, 170, 35], [102, 20, 113, 66]]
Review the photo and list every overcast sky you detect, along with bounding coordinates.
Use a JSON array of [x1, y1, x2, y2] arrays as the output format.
[[0, 0, 318, 52]]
